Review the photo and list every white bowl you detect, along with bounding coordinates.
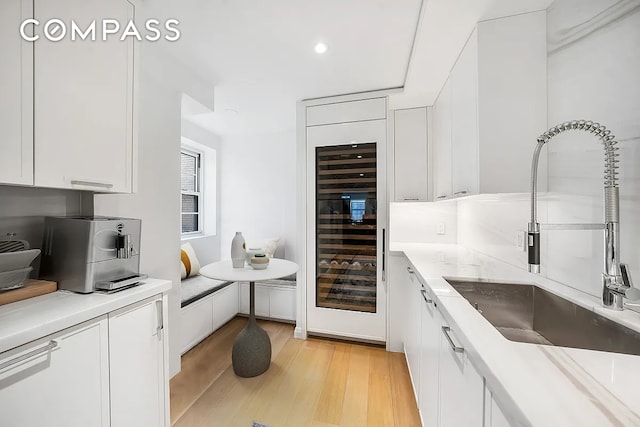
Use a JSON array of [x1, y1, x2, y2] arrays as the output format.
[[245, 248, 264, 264], [0, 266, 33, 291], [0, 249, 41, 273]]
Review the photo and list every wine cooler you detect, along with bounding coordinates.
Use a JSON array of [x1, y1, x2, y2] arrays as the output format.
[[315, 142, 378, 313]]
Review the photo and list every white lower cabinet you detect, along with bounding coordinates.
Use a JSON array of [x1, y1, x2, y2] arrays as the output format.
[[239, 282, 296, 321], [400, 268, 498, 427], [0, 317, 110, 427], [485, 388, 512, 427], [213, 283, 240, 330], [269, 287, 296, 321], [419, 288, 441, 427], [109, 295, 168, 427], [405, 266, 422, 398], [439, 320, 484, 427], [180, 295, 215, 354], [180, 283, 240, 355]]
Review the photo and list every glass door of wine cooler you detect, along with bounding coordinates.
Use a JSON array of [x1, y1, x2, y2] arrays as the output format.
[[316, 143, 378, 313]]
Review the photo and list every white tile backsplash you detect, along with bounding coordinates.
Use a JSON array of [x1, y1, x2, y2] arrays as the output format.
[[389, 201, 457, 244]]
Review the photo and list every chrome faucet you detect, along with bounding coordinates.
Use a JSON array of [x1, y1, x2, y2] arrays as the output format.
[[527, 120, 639, 310]]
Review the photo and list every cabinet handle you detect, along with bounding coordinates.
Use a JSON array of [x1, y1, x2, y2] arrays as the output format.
[[442, 326, 464, 353], [382, 228, 386, 282], [436, 195, 447, 200], [420, 289, 433, 304], [156, 299, 164, 338], [70, 179, 114, 189], [403, 197, 419, 201], [406, 266, 415, 274], [454, 190, 468, 196], [0, 340, 58, 371]]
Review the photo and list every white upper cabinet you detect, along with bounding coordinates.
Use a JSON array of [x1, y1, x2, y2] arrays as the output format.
[[433, 77, 452, 200], [33, 0, 135, 193], [451, 29, 479, 197], [433, 11, 547, 199], [0, 0, 33, 186], [306, 98, 386, 126], [393, 107, 429, 201]]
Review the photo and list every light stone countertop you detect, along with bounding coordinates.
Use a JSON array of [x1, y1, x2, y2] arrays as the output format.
[[0, 278, 172, 354], [391, 242, 640, 426]]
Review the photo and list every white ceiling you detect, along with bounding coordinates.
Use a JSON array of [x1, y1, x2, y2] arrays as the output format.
[[153, 0, 554, 137]]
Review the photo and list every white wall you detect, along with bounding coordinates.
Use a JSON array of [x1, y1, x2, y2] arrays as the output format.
[[94, 39, 214, 377], [458, 0, 640, 299], [219, 130, 297, 262], [181, 119, 222, 266]]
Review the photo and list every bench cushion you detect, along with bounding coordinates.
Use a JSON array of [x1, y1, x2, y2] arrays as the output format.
[[181, 275, 232, 308]]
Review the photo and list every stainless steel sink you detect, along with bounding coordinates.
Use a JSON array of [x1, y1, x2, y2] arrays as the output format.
[[446, 279, 640, 356]]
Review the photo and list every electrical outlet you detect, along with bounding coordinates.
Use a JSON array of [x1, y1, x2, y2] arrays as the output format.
[[516, 231, 526, 251], [437, 223, 446, 235]]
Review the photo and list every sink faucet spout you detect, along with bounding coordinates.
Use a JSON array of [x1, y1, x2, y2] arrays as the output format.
[[527, 120, 636, 310]]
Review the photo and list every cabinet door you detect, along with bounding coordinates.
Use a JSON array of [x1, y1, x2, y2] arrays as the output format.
[[0, 0, 33, 185], [109, 295, 167, 427], [180, 296, 214, 354], [33, 0, 134, 193], [433, 77, 452, 200], [269, 287, 296, 321], [419, 289, 440, 427], [404, 265, 422, 401], [451, 29, 479, 197], [388, 254, 410, 352], [394, 107, 428, 201], [213, 282, 240, 329], [439, 321, 484, 427], [0, 318, 110, 427], [485, 389, 512, 427]]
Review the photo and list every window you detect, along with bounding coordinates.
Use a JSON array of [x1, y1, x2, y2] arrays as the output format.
[[181, 148, 203, 235]]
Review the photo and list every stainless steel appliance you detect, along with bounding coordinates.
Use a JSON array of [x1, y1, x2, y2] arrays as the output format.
[[40, 216, 145, 293]]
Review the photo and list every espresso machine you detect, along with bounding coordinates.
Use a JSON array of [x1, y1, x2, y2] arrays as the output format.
[[40, 216, 146, 293]]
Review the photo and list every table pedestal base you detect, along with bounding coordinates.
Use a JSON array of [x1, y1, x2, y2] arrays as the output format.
[[232, 281, 272, 377]]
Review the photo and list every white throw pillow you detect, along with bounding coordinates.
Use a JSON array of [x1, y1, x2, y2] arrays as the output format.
[[180, 242, 201, 279], [245, 237, 280, 258]]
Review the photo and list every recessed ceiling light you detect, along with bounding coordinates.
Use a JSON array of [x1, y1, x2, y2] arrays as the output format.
[[314, 42, 327, 54]]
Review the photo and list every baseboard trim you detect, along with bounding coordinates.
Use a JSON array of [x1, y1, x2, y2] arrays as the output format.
[[294, 326, 307, 340]]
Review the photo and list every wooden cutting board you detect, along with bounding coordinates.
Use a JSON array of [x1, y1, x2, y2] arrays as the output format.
[[0, 279, 57, 306]]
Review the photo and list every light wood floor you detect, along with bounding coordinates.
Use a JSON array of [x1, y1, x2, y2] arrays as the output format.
[[170, 317, 421, 427]]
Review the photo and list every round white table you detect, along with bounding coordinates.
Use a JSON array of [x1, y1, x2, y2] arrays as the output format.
[[200, 259, 298, 377]]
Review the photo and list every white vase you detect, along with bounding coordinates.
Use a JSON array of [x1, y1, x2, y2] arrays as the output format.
[[231, 232, 246, 268]]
